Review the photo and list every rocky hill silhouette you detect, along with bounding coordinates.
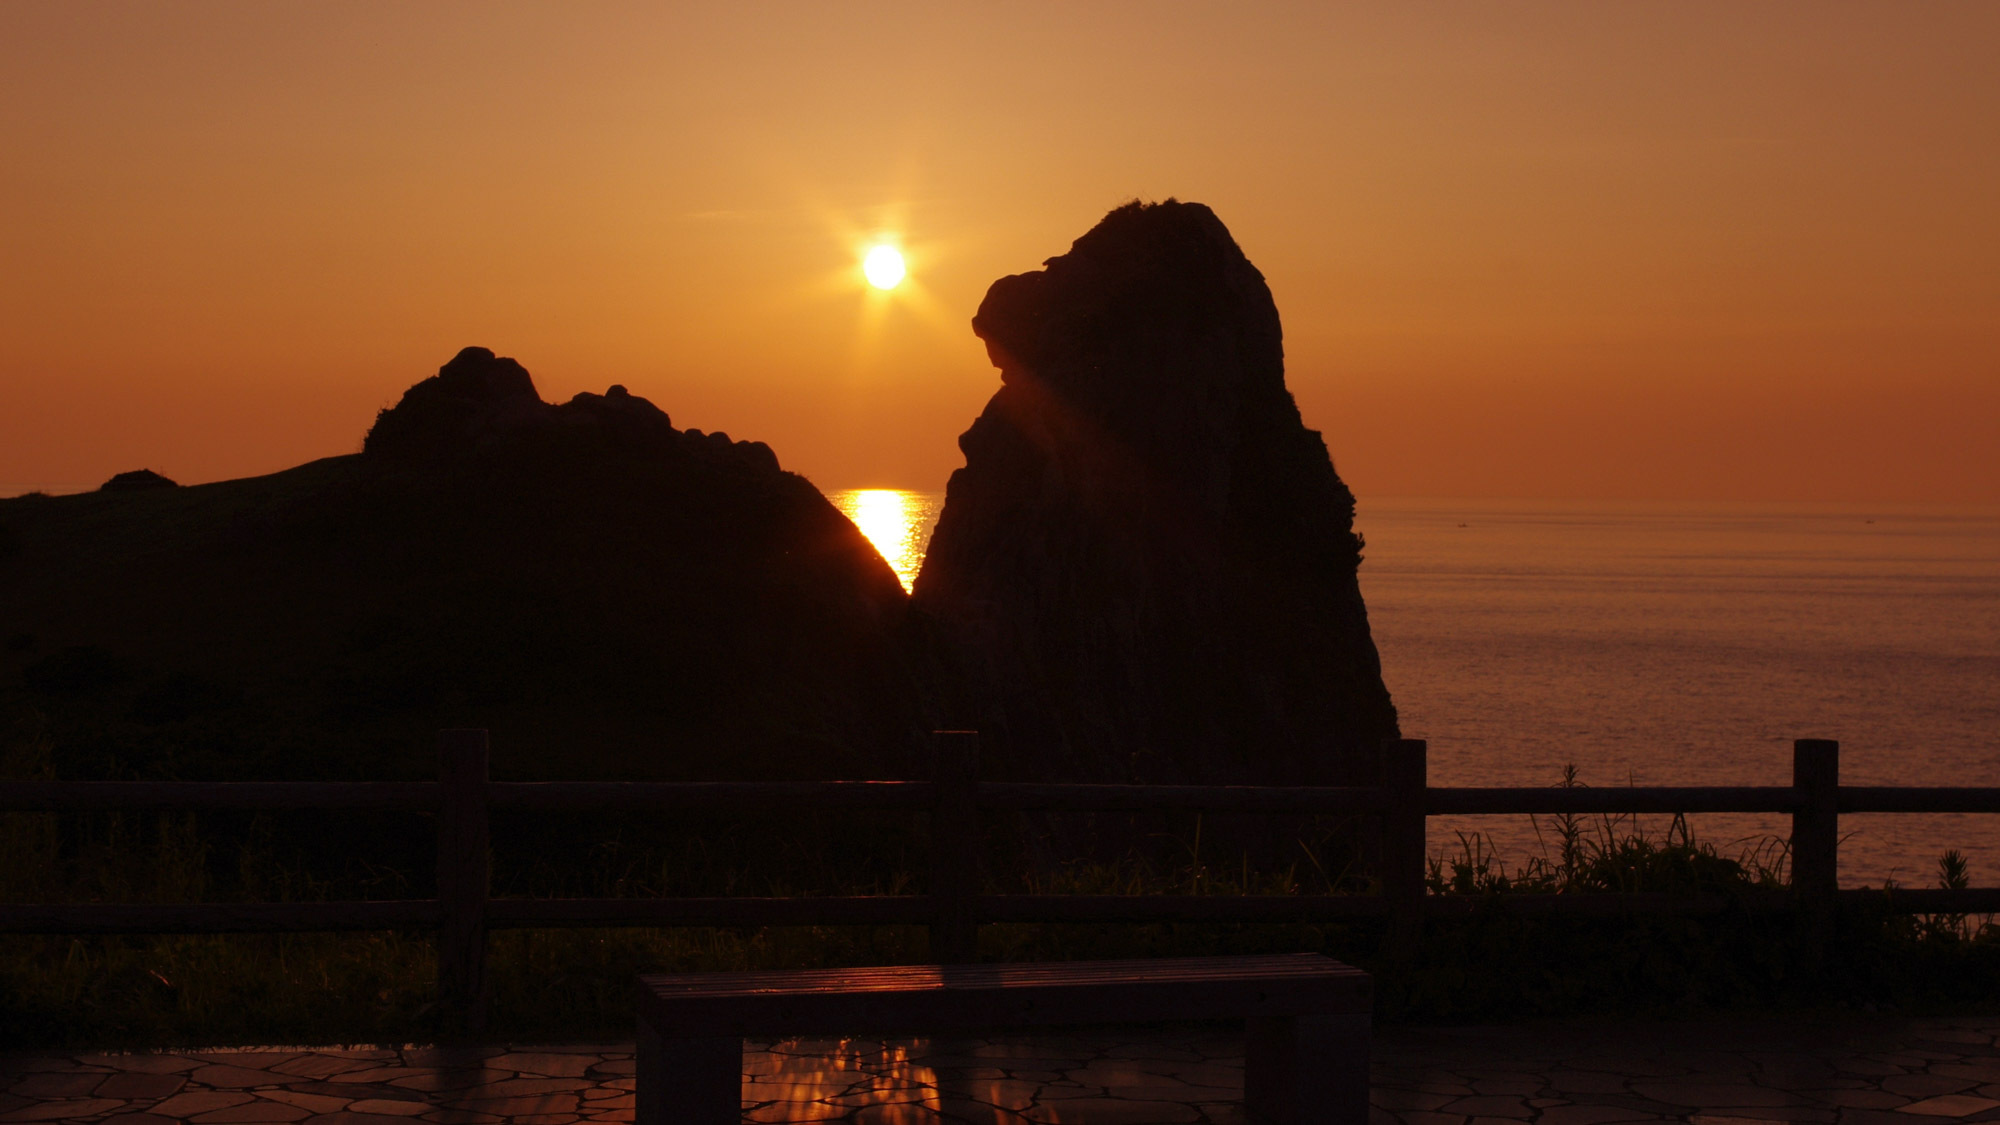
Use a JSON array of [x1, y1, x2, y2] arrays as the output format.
[[0, 348, 919, 781], [913, 200, 1398, 784], [3, 204, 1398, 789], [100, 469, 178, 491]]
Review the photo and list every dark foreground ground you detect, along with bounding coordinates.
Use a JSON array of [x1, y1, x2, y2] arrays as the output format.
[[3, 1014, 1998, 1124]]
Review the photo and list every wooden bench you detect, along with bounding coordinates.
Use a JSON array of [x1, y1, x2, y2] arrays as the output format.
[[634, 953, 1371, 1124]]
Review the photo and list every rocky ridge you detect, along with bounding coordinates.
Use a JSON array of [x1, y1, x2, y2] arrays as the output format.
[[0, 348, 917, 781]]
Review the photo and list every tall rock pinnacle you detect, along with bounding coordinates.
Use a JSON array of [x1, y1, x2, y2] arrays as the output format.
[[913, 200, 1398, 783]]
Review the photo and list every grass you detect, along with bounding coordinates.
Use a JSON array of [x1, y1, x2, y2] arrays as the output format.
[[1424, 763, 1792, 898], [4, 756, 1999, 1048]]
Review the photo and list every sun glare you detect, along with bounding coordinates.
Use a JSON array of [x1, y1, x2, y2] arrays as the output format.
[[863, 245, 906, 289]]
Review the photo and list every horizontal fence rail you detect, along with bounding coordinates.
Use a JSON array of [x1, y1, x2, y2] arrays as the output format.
[[19, 889, 1995, 936], [3, 730, 1997, 1031], [977, 782, 1383, 814], [0, 901, 442, 933], [485, 896, 934, 929], [485, 779, 937, 811], [1425, 785, 1801, 815], [0, 780, 441, 812], [1840, 788, 2000, 814], [0, 780, 941, 814]]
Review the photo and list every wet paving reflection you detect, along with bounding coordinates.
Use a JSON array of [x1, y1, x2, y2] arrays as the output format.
[[744, 1033, 1246, 1123], [9, 1017, 2000, 1123]]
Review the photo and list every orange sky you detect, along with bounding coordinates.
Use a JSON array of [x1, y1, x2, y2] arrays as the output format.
[[3, 3, 1995, 503]]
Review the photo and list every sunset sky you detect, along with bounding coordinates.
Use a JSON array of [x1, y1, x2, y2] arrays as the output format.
[[3, 3, 1995, 503]]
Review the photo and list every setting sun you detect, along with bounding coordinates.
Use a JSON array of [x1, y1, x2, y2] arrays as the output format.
[[862, 245, 905, 290]]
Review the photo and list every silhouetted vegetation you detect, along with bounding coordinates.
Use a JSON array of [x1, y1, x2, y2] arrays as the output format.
[[3, 739, 1995, 1047]]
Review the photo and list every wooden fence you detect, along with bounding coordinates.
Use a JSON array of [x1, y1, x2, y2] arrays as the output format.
[[3, 729, 1999, 1029]]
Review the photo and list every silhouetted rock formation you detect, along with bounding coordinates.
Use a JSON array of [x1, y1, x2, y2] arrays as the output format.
[[363, 347, 782, 476], [1, 349, 917, 781], [101, 469, 177, 491], [913, 200, 1397, 784], [362, 346, 544, 458]]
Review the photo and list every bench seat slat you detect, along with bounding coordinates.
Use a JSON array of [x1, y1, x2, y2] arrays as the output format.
[[641, 953, 1360, 995], [637, 954, 1369, 1038]]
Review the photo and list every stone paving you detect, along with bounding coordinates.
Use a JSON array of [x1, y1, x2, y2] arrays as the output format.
[[3, 1016, 1998, 1124]]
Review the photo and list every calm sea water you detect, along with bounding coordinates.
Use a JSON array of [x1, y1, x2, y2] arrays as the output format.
[[1361, 500, 2000, 889], [841, 491, 2000, 887], [830, 489, 945, 594]]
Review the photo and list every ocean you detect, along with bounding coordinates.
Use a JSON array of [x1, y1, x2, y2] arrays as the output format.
[[833, 490, 2000, 888]]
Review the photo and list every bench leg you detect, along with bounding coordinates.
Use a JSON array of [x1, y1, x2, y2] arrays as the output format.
[[636, 1020, 741, 1125], [1244, 1013, 1370, 1125]]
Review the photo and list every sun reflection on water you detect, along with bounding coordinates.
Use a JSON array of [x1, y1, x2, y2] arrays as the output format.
[[830, 489, 944, 594]]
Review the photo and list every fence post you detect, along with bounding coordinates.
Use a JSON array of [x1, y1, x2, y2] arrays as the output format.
[[1792, 738, 1839, 948], [929, 730, 980, 964], [1381, 738, 1428, 948], [438, 728, 491, 1035]]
